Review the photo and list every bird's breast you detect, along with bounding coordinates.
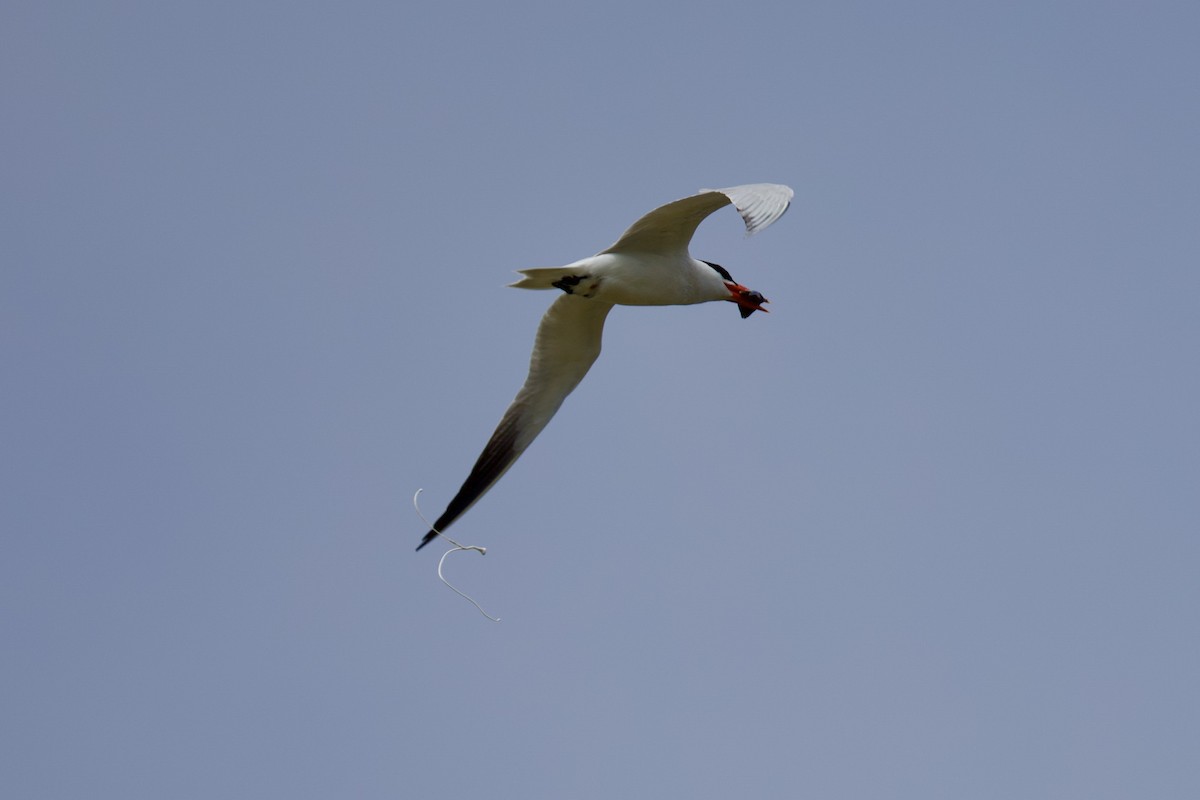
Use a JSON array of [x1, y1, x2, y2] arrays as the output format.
[[589, 253, 714, 307]]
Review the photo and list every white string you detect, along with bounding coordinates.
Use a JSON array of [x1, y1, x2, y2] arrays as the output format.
[[412, 489, 501, 623]]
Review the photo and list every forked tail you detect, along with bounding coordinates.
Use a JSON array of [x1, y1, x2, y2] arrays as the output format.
[[508, 267, 568, 290]]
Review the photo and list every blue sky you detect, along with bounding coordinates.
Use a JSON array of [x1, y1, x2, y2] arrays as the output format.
[[3, 1, 1198, 797]]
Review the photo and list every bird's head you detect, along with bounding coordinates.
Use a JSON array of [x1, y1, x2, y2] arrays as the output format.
[[726, 283, 769, 318], [703, 261, 768, 318]]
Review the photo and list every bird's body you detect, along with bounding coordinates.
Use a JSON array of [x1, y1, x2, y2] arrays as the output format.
[[510, 251, 728, 306], [417, 183, 793, 551]]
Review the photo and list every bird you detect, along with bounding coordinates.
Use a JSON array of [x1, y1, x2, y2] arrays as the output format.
[[416, 182, 794, 551]]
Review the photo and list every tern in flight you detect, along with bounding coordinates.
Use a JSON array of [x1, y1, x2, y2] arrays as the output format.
[[416, 182, 794, 551]]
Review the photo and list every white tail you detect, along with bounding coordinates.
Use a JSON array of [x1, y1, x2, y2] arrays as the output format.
[[508, 267, 566, 290]]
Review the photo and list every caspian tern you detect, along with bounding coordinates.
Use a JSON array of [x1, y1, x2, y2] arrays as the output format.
[[416, 183, 794, 551]]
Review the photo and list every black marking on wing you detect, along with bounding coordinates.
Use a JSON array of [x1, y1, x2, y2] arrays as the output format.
[[551, 274, 589, 295], [416, 411, 522, 551], [416, 295, 612, 552]]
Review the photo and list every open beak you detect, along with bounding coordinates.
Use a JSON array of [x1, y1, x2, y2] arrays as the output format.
[[726, 282, 769, 319]]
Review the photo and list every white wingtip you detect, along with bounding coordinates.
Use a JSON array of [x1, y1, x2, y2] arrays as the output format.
[[702, 183, 794, 236]]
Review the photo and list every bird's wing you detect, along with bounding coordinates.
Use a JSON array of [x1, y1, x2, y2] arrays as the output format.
[[417, 294, 614, 550], [601, 183, 794, 256]]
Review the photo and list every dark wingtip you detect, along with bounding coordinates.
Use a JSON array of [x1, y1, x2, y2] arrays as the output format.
[[415, 530, 438, 552]]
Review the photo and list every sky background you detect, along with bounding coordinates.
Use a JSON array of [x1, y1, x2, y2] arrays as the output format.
[[3, 1, 1199, 797]]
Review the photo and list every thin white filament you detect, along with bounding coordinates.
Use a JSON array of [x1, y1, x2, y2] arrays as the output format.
[[412, 489, 501, 623]]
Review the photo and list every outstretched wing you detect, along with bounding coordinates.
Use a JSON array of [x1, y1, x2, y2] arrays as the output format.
[[601, 183, 793, 256], [417, 295, 614, 550]]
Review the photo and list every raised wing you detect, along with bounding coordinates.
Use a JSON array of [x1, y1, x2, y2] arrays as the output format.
[[601, 183, 793, 256], [417, 295, 614, 550]]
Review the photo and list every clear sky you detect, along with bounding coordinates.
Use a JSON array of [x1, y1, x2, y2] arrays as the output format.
[[3, 1, 1198, 797]]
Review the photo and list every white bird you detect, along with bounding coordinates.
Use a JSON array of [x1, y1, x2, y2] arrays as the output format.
[[416, 183, 794, 551]]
